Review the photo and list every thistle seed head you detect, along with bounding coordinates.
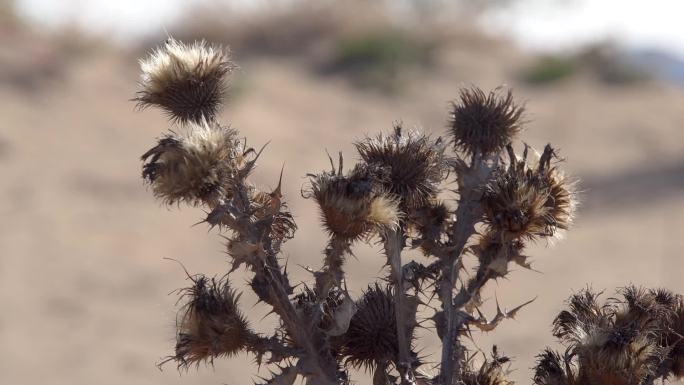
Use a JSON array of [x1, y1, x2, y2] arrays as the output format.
[[141, 121, 245, 207], [305, 163, 400, 241], [355, 124, 448, 212], [136, 38, 234, 123], [449, 87, 524, 156], [336, 284, 416, 371], [482, 144, 576, 241], [169, 275, 251, 368]]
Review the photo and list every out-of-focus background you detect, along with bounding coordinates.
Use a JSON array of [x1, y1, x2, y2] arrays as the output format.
[[2, 0, 684, 384]]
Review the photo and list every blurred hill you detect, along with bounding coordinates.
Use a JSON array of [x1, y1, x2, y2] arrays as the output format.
[[1, 3, 684, 385]]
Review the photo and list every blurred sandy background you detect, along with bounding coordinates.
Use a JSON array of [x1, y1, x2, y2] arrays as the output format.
[[1, 0, 684, 384]]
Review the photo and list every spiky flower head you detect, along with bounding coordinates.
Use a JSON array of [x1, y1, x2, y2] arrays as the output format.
[[482, 144, 576, 241], [166, 275, 251, 369], [136, 38, 233, 123], [449, 87, 524, 156], [355, 124, 448, 212], [141, 121, 246, 207], [305, 162, 400, 241], [336, 284, 417, 371]]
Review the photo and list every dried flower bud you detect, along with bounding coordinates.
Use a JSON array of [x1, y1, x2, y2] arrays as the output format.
[[251, 187, 297, 244], [537, 287, 676, 385], [482, 145, 576, 241], [168, 275, 251, 368], [141, 121, 245, 207], [136, 38, 233, 123], [462, 347, 514, 385], [305, 163, 400, 241], [449, 87, 524, 156], [620, 287, 684, 379], [293, 287, 345, 333], [533, 349, 576, 385], [355, 125, 448, 212], [336, 284, 417, 371], [410, 201, 450, 254]]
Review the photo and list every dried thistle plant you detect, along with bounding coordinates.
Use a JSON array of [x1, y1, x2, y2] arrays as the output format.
[[133, 38, 681, 385]]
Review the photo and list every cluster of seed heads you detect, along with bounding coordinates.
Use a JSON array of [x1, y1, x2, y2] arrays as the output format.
[[133, 38, 679, 385]]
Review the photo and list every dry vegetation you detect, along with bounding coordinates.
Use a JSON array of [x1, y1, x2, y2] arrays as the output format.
[[131, 37, 684, 385]]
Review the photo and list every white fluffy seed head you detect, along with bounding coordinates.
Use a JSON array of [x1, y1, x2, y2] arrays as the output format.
[[137, 38, 234, 123]]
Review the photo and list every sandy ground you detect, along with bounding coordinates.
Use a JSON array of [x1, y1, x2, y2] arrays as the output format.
[[1, 29, 684, 385]]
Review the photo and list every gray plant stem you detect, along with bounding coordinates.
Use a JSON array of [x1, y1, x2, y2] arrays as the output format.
[[437, 200, 478, 385], [384, 226, 415, 385], [437, 154, 495, 385], [316, 237, 351, 298]]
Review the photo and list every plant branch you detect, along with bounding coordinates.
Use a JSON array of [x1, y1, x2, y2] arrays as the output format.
[[384, 226, 415, 385], [437, 155, 496, 385]]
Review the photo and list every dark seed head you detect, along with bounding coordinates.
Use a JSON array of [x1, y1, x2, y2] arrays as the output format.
[[336, 284, 416, 371], [169, 275, 251, 369], [449, 87, 524, 156], [355, 124, 448, 212]]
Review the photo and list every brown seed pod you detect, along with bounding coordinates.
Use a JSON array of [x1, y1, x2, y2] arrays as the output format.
[[619, 286, 684, 379], [336, 284, 417, 371], [141, 122, 245, 207], [135, 38, 234, 123], [533, 349, 577, 385], [305, 163, 400, 241], [482, 145, 576, 241], [462, 347, 514, 385], [409, 201, 450, 254], [355, 124, 448, 212], [167, 274, 251, 369], [251, 187, 297, 244], [449, 87, 524, 156], [540, 288, 671, 385]]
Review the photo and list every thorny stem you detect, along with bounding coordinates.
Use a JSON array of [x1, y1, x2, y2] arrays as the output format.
[[437, 155, 495, 385], [437, 200, 478, 385], [384, 226, 415, 385], [221, 183, 339, 385], [316, 237, 351, 298]]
